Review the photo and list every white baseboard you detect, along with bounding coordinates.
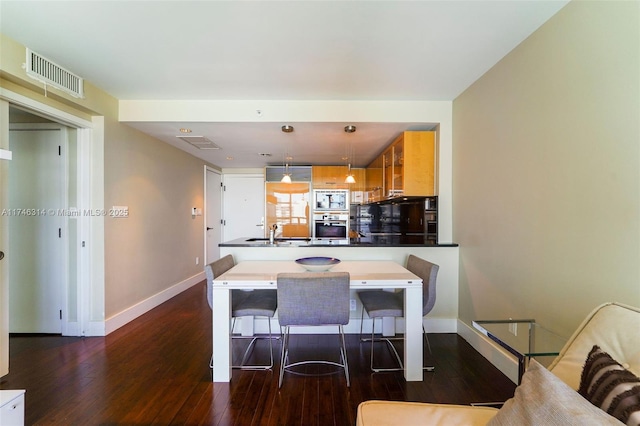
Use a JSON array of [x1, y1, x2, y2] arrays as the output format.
[[457, 319, 518, 384], [103, 271, 205, 335], [84, 321, 106, 337]]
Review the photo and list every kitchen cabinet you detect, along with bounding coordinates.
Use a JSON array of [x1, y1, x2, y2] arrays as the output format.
[[312, 166, 349, 189], [348, 168, 366, 204], [365, 155, 384, 202], [368, 131, 436, 200]]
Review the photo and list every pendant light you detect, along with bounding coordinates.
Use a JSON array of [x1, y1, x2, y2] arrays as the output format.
[[345, 164, 356, 184], [344, 125, 356, 184], [281, 155, 292, 183], [281, 125, 294, 183], [281, 166, 292, 183]]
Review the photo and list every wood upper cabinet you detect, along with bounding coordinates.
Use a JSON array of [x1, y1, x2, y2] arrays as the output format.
[[365, 155, 384, 202], [312, 165, 349, 189], [348, 168, 366, 204], [368, 131, 436, 200]]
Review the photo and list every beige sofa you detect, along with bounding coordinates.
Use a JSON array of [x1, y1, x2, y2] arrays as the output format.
[[356, 302, 640, 425]]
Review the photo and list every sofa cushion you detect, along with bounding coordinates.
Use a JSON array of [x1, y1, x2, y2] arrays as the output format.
[[487, 359, 623, 425], [356, 400, 498, 426], [578, 345, 640, 425], [549, 303, 640, 391]]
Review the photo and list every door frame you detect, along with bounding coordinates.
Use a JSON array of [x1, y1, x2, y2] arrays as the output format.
[[204, 166, 222, 265], [0, 88, 103, 337]]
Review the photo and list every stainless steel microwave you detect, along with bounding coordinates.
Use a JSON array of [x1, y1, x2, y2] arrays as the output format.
[[313, 189, 349, 212]]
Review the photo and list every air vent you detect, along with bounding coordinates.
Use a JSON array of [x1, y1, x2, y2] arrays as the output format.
[[25, 49, 84, 98], [177, 136, 221, 150]]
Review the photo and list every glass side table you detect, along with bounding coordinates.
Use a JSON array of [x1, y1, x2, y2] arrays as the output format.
[[472, 319, 567, 384]]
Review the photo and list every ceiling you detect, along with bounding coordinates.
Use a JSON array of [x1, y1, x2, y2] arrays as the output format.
[[0, 1, 568, 168]]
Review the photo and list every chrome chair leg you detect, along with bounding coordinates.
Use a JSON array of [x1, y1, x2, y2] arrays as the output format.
[[423, 324, 435, 372], [279, 325, 350, 387], [278, 326, 289, 388], [231, 317, 276, 370], [367, 317, 404, 372], [339, 325, 350, 386]]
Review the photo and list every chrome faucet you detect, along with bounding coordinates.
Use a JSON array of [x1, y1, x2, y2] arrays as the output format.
[[269, 224, 277, 244]]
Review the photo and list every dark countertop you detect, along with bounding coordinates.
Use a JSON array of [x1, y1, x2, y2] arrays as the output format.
[[219, 237, 458, 248]]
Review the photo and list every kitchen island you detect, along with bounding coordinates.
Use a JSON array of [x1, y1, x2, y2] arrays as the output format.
[[218, 237, 459, 336]]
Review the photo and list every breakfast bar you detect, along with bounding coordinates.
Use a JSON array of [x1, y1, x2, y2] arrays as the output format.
[[211, 260, 424, 382]]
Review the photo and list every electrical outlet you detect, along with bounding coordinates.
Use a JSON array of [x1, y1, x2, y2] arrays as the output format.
[[195, 257, 199, 265], [350, 299, 357, 311]]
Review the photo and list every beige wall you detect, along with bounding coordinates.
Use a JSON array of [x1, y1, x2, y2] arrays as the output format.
[[104, 117, 207, 317], [453, 0, 640, 337], [1, 33, 209, 327]]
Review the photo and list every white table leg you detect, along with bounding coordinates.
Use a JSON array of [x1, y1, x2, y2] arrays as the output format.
[[212, 287, 232, 382], [404, 286, 423, 381]]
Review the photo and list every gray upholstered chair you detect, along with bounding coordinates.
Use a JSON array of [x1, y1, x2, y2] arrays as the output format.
[[357, 254, 439, 372], [205, 254, 277, 370], [276, 272, 351, 388]]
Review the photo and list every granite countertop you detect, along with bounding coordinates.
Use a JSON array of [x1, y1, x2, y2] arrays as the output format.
[[219, 237, 458, 248]]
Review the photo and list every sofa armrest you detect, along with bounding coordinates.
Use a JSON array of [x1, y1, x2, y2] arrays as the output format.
[[356, 400, 498, 426], [548, 302, 640, 389]]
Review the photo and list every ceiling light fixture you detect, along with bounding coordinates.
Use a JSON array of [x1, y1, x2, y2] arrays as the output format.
[[281, 125, 294, 133], [281, 153, 292, 183], [345, 163, 356, 184], [344, 127, 357, 183], [179, 128, 192, 133]]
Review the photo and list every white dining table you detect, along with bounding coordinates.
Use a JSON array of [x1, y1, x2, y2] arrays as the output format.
[[211, 260, 424, 382]]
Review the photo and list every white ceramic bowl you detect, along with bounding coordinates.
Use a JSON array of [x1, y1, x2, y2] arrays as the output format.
[[295, 256, 341, 272]]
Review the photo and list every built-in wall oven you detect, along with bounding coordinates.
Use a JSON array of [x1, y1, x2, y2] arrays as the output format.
[[313, 213, 349, 240]]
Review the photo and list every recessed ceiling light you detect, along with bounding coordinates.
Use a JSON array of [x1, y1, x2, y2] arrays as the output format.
[[281, 125, 294, 133], [179, 128, 192, 133], [344, 125, 356, 133], [226, 156, 234, 160]]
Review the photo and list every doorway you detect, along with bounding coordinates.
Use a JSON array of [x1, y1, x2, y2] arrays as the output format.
[[8, 122, 67, 333], [205, 167, 222, 265]]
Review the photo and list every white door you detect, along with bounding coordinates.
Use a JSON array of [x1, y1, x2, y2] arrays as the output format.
[[8, 127, 65, 333], [205, 168, 222, 265], [223, 174, 265, 241]]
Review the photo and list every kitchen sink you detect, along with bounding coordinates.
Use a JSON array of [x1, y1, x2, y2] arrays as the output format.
[[245, 237, 311, 244]]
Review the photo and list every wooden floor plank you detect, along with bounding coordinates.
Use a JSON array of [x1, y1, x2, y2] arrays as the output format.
[[1, 281, 515, 425]]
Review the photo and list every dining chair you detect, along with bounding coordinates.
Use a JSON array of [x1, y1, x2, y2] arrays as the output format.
[[357, 254, 439, 372], [205, 254, 277, 370], [276, 271, 351, 388]]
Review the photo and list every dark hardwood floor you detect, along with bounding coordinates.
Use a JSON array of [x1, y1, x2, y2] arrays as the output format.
[[1, 282, 515, 425]]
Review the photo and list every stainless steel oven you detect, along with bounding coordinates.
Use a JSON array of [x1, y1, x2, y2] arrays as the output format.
[[313, 213, 348, 240]]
